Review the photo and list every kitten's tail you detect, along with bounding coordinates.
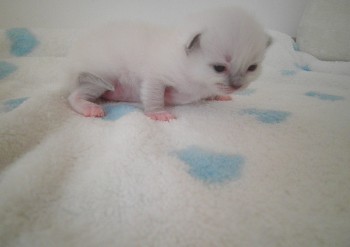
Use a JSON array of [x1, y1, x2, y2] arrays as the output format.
[[78, 72, 114, 91]]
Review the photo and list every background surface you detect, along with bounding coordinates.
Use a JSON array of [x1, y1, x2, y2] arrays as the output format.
[[0, 0, 308, 36]]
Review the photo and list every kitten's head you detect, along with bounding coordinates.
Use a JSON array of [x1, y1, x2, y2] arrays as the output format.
[[180, 7, 270, 95]]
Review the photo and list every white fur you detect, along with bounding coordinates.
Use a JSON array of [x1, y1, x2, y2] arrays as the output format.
[[67, 7, 269, 120]]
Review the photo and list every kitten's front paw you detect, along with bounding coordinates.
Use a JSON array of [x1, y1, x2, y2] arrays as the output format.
[[146, 111, 176, 121], [206, 95, 232, 101]]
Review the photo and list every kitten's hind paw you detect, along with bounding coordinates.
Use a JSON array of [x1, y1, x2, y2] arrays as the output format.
[[82, 104, 105, 118], [69, 93, 105, 118]]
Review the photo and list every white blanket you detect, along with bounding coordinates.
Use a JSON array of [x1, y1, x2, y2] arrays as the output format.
[[1, 28, 350, 247]]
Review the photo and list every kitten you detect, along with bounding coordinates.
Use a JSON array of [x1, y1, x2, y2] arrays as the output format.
[[68, 7, 270, 121]]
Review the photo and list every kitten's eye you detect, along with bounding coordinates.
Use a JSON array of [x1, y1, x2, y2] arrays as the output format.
[[247, 64, 258, 72], [213, 65, 226, 73]]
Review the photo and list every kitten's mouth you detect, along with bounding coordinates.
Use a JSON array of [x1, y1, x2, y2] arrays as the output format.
[[216, 83, 241, 94]]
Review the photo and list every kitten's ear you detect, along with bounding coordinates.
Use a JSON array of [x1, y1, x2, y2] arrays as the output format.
[[185, 33, 201, 55]]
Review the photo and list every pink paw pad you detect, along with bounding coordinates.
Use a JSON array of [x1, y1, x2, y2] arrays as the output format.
[[207, 95, 232, 101], [83, 105, 105, 118], [214, 95, 232, 101], [146, 111, 176, 121]]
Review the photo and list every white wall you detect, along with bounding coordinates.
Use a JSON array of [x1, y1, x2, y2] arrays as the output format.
[[0, 0, 308, 37]]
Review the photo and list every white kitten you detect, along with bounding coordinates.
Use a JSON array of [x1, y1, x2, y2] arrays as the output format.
[[67, 7, 270, 121]]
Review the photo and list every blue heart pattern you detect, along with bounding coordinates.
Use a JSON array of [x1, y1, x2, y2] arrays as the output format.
[[305, 91, 345, 101], [281, 63, 312, 76], [0, 97, 29, 113], [102, 103, 140, 121], [0, 28, 39, 80], [241, 108, 291, 124], [6, 28, 39, 57], [174, 146, 245, 184]]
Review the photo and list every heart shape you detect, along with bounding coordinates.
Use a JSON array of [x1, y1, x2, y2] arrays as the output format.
[[6, 28, 39, 56], [102, 103, 140, 121], [241, 108, 291, 124], [174, 146, 244, 184]]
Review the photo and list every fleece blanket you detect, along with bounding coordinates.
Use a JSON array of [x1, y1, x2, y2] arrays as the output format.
[[0, 28, 349, 247]]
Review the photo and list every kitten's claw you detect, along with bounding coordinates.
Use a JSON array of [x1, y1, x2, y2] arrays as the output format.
[[206, 95, 232, 101], [146, 111, 176, 121]]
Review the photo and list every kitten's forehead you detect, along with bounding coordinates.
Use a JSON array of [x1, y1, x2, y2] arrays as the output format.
[[201, 23, 267, 61], [188, 7, 268, 68], [203, 34, 266, 66]]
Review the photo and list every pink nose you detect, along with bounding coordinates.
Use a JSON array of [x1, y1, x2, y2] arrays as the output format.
[[231, 84, 242, 90], [229, 75, 243, 88]]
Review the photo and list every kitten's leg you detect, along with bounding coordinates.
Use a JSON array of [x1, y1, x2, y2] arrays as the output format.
[[164, 87, 195, 105], [68, 73, 113, 117], [68, 84, 106, 117], [141, 81, 176, 121]]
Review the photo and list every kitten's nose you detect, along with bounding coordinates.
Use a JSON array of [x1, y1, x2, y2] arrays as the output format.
[[229, 75, 243, 89]]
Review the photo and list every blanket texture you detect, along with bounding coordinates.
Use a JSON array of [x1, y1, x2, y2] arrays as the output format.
[[0, 28, 350, 247]]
